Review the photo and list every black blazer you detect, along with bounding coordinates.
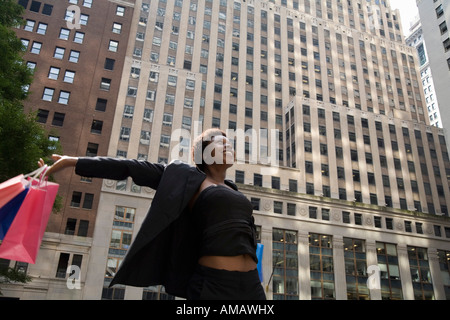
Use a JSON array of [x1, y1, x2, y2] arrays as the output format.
[[75, 157, 238, 298]]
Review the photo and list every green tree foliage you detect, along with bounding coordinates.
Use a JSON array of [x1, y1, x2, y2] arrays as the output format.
[[0, 0, 33, 103], [0, 264, 32, 296], [0, 0, 60, 182], [0, 0, 64, 295]]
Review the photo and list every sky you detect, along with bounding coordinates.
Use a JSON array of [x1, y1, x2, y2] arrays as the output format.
[[389, 0, 419, 36]]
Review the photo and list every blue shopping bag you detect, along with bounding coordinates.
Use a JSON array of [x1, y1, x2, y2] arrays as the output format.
[[256, 243, 264, 282], [0, 187, 29, 240]]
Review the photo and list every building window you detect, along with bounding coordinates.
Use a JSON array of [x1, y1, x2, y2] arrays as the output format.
[[439, 21, 448, 35], [162, 113, 173, 126], [103, 206, 135, 293], [344, 238, 368, 300], [59, 28, 70, 40], [272, 229, 299, 300], [78, 220, 89, 237], [140, 131, 150, 145], [322, 208, 330, 221], [310, 233, 335, 299], [250, 198, 260, 211], [52, 112, 65, 126], [104, 58, 115, 70], [274, 201, 283, 214], [95, 98, 107, 111], [408, 246, 434, 300], [253, 173, 262, 187], [82, 193, 94, 209], [58, 91, 70, 104], [235, 170, 244, 184], [55, 253, 70, 278], [436, 5, 444, 19], [64, 70, 75, 83], [36, 22, 47, 35], [109, 40, 119, 52], [123, 104, 134, 119], [306, 183, 314, 195], [70, 191, 82, 207], [48, 67, 60, 79], [54, 47, 65, 59], [289, 179, 297, 192], [112, 22, 122, 34], [116, 6, 125, 16], [18, 0, 29, 9], [65, 218, 77, 235], [159, 135, 170, 148], [29, 0, 41, 12], [343, 211, 351, 223], [271, 176, 280, 189], [376, 242, 403, 300], [119, 127, 130, 141], [86, 142, 98, 157], [437, 250, 450, 299], [355, 213, 362, 225], [100, 78, 111, 91], [386, 218, 393, 230], [444, 38, 450, 52], [37, 109, 49, 123], [69, 50, 80, 63], [73, 32, 85, 44], [306, 206, 316, 219], [30, 41, 42, 54], [287, 203, 296, 216]]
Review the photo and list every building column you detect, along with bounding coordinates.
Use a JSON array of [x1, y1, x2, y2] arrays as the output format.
[[333, 235, 347, 300], [428, 247, 445, 300], [397, 244, 414, 300], [260, 225, 272, 299], [298, 230, 310, 300]]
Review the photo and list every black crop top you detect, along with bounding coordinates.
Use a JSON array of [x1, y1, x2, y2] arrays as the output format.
[[192, 184, 258, 263]]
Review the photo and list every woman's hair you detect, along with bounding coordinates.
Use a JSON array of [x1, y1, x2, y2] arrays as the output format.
[[191, 128, 227, 172]]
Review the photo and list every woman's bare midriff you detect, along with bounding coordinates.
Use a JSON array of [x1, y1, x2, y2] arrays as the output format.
[[199, 254, 257, 272]]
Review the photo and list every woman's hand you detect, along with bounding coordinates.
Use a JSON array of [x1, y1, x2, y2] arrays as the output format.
[[38, 154, 78, 176]]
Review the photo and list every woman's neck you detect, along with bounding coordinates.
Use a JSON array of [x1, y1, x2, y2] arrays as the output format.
[[204, 165, 227, 184]]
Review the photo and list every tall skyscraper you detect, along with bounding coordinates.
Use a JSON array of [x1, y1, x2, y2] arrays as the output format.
[[406, 17, 443, 128], [416, 0, 450, 151], [3, 0, 450, 300]]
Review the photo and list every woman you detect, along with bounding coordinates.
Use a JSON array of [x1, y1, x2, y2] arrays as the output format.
[[39, 128, 266, 300]]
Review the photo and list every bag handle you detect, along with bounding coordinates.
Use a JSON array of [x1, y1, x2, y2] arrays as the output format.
[[24, 165, 48, 180], [24, 165, 49, 187]]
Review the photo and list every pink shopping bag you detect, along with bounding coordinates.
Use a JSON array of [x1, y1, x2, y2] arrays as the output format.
[[0, 167, 59, 264], [29, 178, 59, 243]]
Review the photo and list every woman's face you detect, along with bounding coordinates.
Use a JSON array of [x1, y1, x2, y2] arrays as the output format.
[[204, 135, 235, 167]]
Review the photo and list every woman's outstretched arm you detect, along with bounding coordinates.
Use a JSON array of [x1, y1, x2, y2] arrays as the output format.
[[39, 154, 165, 189]]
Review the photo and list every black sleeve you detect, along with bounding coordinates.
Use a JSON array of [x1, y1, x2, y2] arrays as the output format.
[[75, 157, 165, 189]]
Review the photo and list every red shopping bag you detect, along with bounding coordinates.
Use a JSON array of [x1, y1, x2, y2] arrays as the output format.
[[0, 167, 59, 264], [0, 174, 28, 209]]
